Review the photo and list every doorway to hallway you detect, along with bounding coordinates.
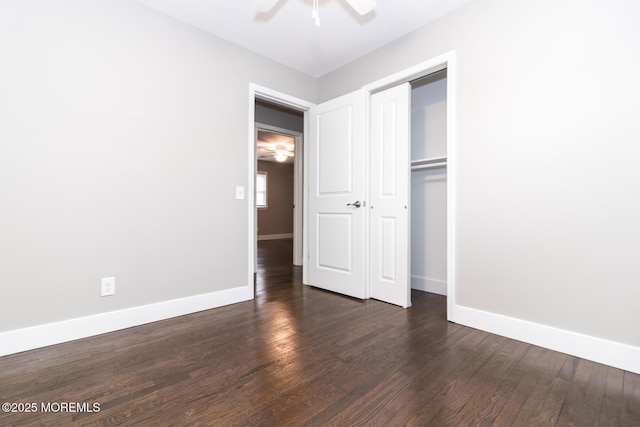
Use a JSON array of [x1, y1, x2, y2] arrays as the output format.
[[254, 99, 305, 275], [255, 238, 299, 298]]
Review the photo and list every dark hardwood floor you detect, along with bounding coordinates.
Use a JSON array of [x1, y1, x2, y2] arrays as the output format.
[[1, 238, 639, 426]]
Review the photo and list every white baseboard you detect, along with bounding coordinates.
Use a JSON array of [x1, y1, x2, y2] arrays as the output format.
[[0, 285, 252, 357], [452, 304, 640, 375], [411, 275, 447, 295], [257, 233, 294, 241]]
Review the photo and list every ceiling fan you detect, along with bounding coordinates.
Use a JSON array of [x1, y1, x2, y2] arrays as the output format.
[[259, 142, 295, 162], [254, 0, 377, 27], [271, 144, 294, 162], [257, 130, 295, 162]]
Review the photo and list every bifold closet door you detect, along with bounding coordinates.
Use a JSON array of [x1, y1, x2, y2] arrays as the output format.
[[370, 83, 411, 308], [307, 90, 366, 299]]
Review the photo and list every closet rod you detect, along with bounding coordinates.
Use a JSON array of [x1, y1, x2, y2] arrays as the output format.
[[411, 162, 447, 171], [411, 156, 447, 166], [411, 156, 447, 167]]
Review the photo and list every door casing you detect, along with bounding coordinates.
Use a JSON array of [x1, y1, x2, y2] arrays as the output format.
[[248, 84, 313, 299]]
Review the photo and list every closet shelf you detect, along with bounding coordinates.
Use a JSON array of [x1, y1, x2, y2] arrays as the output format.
[[411, 156, 447, 171]]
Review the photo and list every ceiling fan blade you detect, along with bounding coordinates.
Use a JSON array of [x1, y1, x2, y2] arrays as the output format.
[[254, 0, 282, 13], [345, 0, 376, 15]]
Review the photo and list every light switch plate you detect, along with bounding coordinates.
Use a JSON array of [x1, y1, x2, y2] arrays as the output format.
[[235, 186, 245, 200]]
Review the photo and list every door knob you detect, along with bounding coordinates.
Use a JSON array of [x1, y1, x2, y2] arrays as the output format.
[[347, 201, 362, 208]]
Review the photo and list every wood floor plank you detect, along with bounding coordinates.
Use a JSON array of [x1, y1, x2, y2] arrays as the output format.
[[476, 340, 548, 425], [446, 338, 532, 426], [622, 370, 640, 425], [555, 358, 599, 426], [598, 366, 624, 427], [579, 361, 609, 424], [510, 348, 572, 426], [1, 239, 638, 426], [415, 334, 511, 425]]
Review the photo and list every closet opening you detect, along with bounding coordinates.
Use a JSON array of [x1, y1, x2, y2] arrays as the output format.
[[409, 69, 448, 297], [367, 63, 451, 309]]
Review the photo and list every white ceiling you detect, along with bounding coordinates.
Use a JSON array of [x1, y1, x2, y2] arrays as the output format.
[[134, 0, 474, 77]]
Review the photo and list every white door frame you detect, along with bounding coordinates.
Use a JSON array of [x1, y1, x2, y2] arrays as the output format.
[[254, 122, 304, 266], [248, 84, 314, 297], [362, 50, 457, 322]]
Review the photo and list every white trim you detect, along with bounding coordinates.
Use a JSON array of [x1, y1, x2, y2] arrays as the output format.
[[362, 51, 457, 317], [248, 90, 257, 298], [293, 132, 304, 266], [445, 53, 457, 322], [302, 108, 310, 284], [250, 85, 314, 112], [411, 276, 447, 295], [0, 286, 251, 357], [254, 123, 303, 140], [362, 52, 452, 93], [257, 233, 294, 241], [454, 305, 640, 375]]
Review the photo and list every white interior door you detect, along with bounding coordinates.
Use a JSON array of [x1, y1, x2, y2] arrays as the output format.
[[369, 83, 411, 307], [307, 90, 366, 299]]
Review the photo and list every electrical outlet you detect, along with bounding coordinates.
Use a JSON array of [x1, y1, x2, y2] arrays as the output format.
[[101, 277, 115, 296]]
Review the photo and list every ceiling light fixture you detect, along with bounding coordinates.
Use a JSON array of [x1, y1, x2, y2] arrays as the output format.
[[274, 152, 288, 162], [274, 145, 290, 162]]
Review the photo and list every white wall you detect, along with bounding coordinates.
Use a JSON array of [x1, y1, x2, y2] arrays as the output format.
[[0, 0, 315, 335], [319, 0, 640, 352], [411, 72, 447, 295]]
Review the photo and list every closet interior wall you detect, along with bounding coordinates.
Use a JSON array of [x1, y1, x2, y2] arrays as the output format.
[[410, 70, 448, 295]]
